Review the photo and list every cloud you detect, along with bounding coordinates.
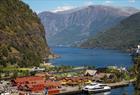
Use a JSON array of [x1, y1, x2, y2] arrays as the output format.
[[85, 1, 93, 6], [104, 0, 113, 4], [51, 6, 75, 13], [128, 0, 135, 3]]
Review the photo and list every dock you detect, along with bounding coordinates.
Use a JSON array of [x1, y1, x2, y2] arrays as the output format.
[[108, 79, 136, 88], [57, 86, 82, 95], [106, 81, 129, 88], [56, 79, 135, 95]]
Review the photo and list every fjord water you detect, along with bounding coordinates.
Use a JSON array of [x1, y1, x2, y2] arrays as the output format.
[[49, 47, 134, 95], [49, 47, 133, 68], [79, 84, 134, 95]]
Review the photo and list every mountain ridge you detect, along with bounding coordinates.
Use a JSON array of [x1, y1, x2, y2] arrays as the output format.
[[38, 5, 139, 46], [80, 12, 140, 50]]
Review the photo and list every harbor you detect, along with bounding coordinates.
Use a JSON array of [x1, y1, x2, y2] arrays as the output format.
[[56, 80, 135, 95], [0, 65, 136, 95], [0, 46, 139, 95], [0, 76, 135, 95]]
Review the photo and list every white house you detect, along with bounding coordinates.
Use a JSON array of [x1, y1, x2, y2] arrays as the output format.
[[84, 70, 97, 76], [31, 67, 45, 72], [136, 45, 140, 54]]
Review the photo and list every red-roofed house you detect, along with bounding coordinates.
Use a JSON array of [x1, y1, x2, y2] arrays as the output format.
[[11, 76, 61, 94]]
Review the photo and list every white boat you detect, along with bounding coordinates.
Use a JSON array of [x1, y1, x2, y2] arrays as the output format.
[[82, 82, 111, 93], [1, 92, 10, 95]]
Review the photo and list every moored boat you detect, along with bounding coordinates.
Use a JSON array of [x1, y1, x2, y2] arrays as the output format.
[[82, 82, 111, 94]]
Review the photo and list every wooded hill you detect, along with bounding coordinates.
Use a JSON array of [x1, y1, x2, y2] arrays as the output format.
[[80, 12, 140, 51], [0, 0, 50, 67]]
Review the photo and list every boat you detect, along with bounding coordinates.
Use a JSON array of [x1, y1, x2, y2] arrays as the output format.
[[1, 92, 10, 95], [82, 82, 111, 93]]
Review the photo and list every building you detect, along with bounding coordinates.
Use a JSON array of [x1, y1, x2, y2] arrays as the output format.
[[42, 62, 55, 67], [84, 70, 97, 76], [11, 76, 61, 94], [30, 67, 45, 72], [35, 72, 51, 79], [138, 45, 140, 49], [107, 66, 118, 70], [107, 66, 127, 72], [11, 76, 46, 92], [94, 73, 115, 80], [12, 76, 45, 86], [136, 45, 140, 55]]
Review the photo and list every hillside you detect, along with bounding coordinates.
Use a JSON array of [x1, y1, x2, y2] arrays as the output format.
[[135, 56, 140, 92], [80, 12, 140, 50], [38, 5, 139, 46], [0, 0, 50, 67]]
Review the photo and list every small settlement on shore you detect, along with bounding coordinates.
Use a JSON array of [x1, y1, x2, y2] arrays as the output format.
[[1, 45, 139, 95], [0, 63, 136, 95]]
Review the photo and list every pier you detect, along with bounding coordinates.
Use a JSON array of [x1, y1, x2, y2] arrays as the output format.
[[56, 79, 135, 95], [107, 81, 129, 88]]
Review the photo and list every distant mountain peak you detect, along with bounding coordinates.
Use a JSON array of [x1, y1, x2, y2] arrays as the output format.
[[50, 5, 139, 15], [38, 5, 139, 47]]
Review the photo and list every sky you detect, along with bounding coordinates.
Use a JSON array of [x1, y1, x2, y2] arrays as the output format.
[[22, 0, 140, 13]]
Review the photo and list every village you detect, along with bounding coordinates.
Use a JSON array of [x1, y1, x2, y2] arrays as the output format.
[[0, 64, 136, 95], [0, 45, 139, 95]]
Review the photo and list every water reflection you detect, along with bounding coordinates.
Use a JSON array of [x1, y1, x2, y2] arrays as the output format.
[[94, 92, 111, 95], [50, 47, 133, 68], [78, 92, 111, 95], [77, 84, 134, 95]]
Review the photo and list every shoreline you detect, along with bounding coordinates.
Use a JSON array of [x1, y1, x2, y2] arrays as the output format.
[[56, 79, 135, 95], [48, 53, 61, 59]]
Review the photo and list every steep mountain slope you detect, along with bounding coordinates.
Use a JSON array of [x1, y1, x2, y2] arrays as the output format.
[[135, 56, 140, 93], [38, 5, 139, 46], [80, 12, 140, 50], [0, 0, 50, 67]]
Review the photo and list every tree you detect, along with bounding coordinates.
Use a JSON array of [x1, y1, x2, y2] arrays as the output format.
[[12, 71, 18, 78]]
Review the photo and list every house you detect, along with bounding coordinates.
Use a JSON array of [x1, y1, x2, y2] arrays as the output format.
[[59, 76, 93, 86], [94, 73, 116, 80], [107, 66, 118, 70], [35, 72, 51, 79], [30, 67, 45, 72], [136, 45, 140, 55], [11, 76, 46, 92], [18, 84, 45, 92], [84, 70, 97, 76], [46, 80, 61, 89], [11, 76, 61, 94], [42, 62, 54, 67], [107, 66, 127, 72], [12, 76, 45, 86]]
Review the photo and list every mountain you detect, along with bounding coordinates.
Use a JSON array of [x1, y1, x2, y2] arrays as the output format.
[[80, 12, 140, 50], [0, 0, 50, 67], [38, 5, 139, 46]]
